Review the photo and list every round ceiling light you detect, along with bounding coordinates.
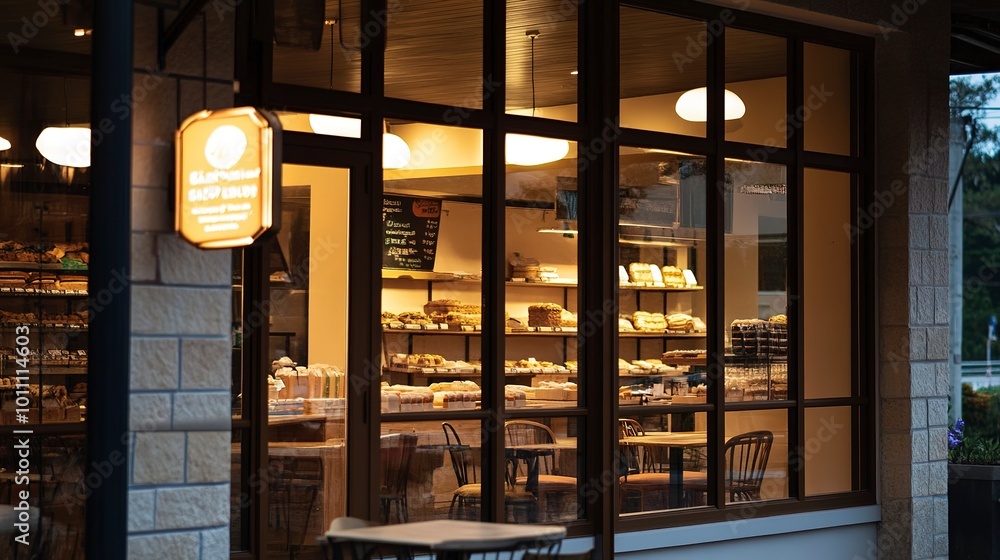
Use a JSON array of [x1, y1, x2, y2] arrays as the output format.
[[383, 132, 411, 169], [35, 127, 91, 168], [675, 87, 746, 122], [505, 134, 570, 166]]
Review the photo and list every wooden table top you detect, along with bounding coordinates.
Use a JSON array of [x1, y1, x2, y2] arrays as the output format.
[[324, 519, 566, 551]]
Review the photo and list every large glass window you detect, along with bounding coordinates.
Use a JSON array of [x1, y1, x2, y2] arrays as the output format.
[[254, 0, 873, 544], [620, 8, 707, 137], [0, 72, 90, 559], [384, 0, 484, 107]]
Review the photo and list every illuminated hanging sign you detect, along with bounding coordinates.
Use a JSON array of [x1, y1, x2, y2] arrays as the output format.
[[175, 107, 282, 249]]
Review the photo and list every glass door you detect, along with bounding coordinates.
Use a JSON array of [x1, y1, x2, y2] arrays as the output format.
[[232, 150, 371, 559]]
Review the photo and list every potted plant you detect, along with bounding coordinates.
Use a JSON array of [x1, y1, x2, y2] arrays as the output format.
[[948, 418, 1000, 559]]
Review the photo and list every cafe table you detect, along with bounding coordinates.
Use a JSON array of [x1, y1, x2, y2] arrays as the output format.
[[323, 518, 566, 560], [618, 431, 708, 507]]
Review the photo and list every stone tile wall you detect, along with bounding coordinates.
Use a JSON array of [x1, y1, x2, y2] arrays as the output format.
[[127, 2, 236, 559]]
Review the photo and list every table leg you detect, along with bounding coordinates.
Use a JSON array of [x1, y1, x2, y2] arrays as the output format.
[[669, 446, 683, 508]]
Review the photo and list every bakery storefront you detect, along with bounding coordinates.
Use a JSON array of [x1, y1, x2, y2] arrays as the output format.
[[5, 0, 964, 558], [228, 1, 877, 558]]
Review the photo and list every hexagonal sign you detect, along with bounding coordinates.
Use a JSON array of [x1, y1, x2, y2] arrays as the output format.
[[175, 107, 282, 248]]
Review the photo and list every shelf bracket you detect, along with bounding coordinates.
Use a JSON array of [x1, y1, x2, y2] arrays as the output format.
[[157, 0, 213, 72]]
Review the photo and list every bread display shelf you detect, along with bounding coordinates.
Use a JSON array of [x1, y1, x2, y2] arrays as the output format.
[[382, 365, 573, 376], [0, 287, 87, 296], [659, 356, 708, 366], [0, 262, 87, 271], [619, 284, 702, 292], [0, 322, 87, 330], [384, 272, 701, 292], [383, 327, 703, 339]]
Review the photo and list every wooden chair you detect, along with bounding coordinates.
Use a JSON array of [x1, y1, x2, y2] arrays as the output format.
[[684, 430, 774, 503], [442, 422, 535, 521], [504, 420, 577, 522], [618, 418, 676, 512], [379, 433, 417, 524]]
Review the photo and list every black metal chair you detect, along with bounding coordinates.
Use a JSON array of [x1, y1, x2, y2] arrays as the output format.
[[379, 433, 417, 524], [684, 430, 774, 503], [504, 420, 576, 522], [443, 422, 535, 521]]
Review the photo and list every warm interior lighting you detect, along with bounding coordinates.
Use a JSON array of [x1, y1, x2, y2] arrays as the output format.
[[308, 114, 362, 138], [675, 87, 746, 122], [308, 114, 410, 169], [383, 131, 411, 169], [506, 134, 570, 166], [35, 127, 90, 168], [506, 30, 570, 166], [570, 70, 579, 75], [0, 136, 9, 151], [0, 163, 24, 168], [537, 219, 578, 238]]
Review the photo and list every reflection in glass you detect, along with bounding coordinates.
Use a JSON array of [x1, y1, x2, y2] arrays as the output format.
[[804, 406, 856, 496], [380, 124, 484, 413], [506, 0, 578, 122], [617, 150, 709, 405], [272, 0, 362, 93], [380, 420, 483, 523], [804, 169, 852, 399], [262, 165, 350, 556], [724, 160, 788, 403], [504, 417, 580, 524], [618, 413, 709, 514], [725, 28, 787, 147], [505, 138, 578, 411], [385, 0, 483, 107], [804, 43, 852, 155], [620, 8, 706, 136], [723, 410, 788, 503]]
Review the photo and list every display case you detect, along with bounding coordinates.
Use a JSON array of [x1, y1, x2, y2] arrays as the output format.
[[0, 198, 89, 428]]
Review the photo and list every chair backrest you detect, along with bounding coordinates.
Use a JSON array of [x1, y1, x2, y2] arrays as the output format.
[[504, 420, 558, 477], [443, 422, 478, 488], [380, 433, 417, 496], [617, 419, 644, 476], [723, 430, 773, 501]]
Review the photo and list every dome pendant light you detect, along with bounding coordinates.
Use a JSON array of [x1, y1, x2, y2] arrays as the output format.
[[36, 78, 91, 168], [675, 87, 746, 122], [505, 30, 569, 166], [382, 125, 411, 169]]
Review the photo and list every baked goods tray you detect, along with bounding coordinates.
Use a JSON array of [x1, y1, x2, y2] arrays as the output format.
[[0, 322, 87, 330], [0, 287, 87, 296], [618, 368, 688, 377], [0, 261, 86, 271], [383, 365, 481, 375]]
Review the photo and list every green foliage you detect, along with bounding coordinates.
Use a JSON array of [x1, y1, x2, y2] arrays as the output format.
[[961, 384, 1000, 440], [950, 435, 1000, 465], [951, 76, 1000, 156]]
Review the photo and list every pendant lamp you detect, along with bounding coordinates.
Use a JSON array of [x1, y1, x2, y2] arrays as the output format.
[[0, 137, 10, 151], [36, 127, 91, 168], [307, 113, 409, 169], [36, 79, 91, 167], [505, 30, 569, 166], [675, 87, 746, 122]]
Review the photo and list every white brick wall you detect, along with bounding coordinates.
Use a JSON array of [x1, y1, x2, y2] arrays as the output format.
[[128, 3, 235, 559]]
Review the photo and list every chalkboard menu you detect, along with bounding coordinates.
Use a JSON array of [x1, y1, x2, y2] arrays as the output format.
[[382, 195, 441, 271]]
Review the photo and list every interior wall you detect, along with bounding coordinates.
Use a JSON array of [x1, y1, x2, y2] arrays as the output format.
[[803, 169, 852, 399], [280, 164, 351, 370]]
